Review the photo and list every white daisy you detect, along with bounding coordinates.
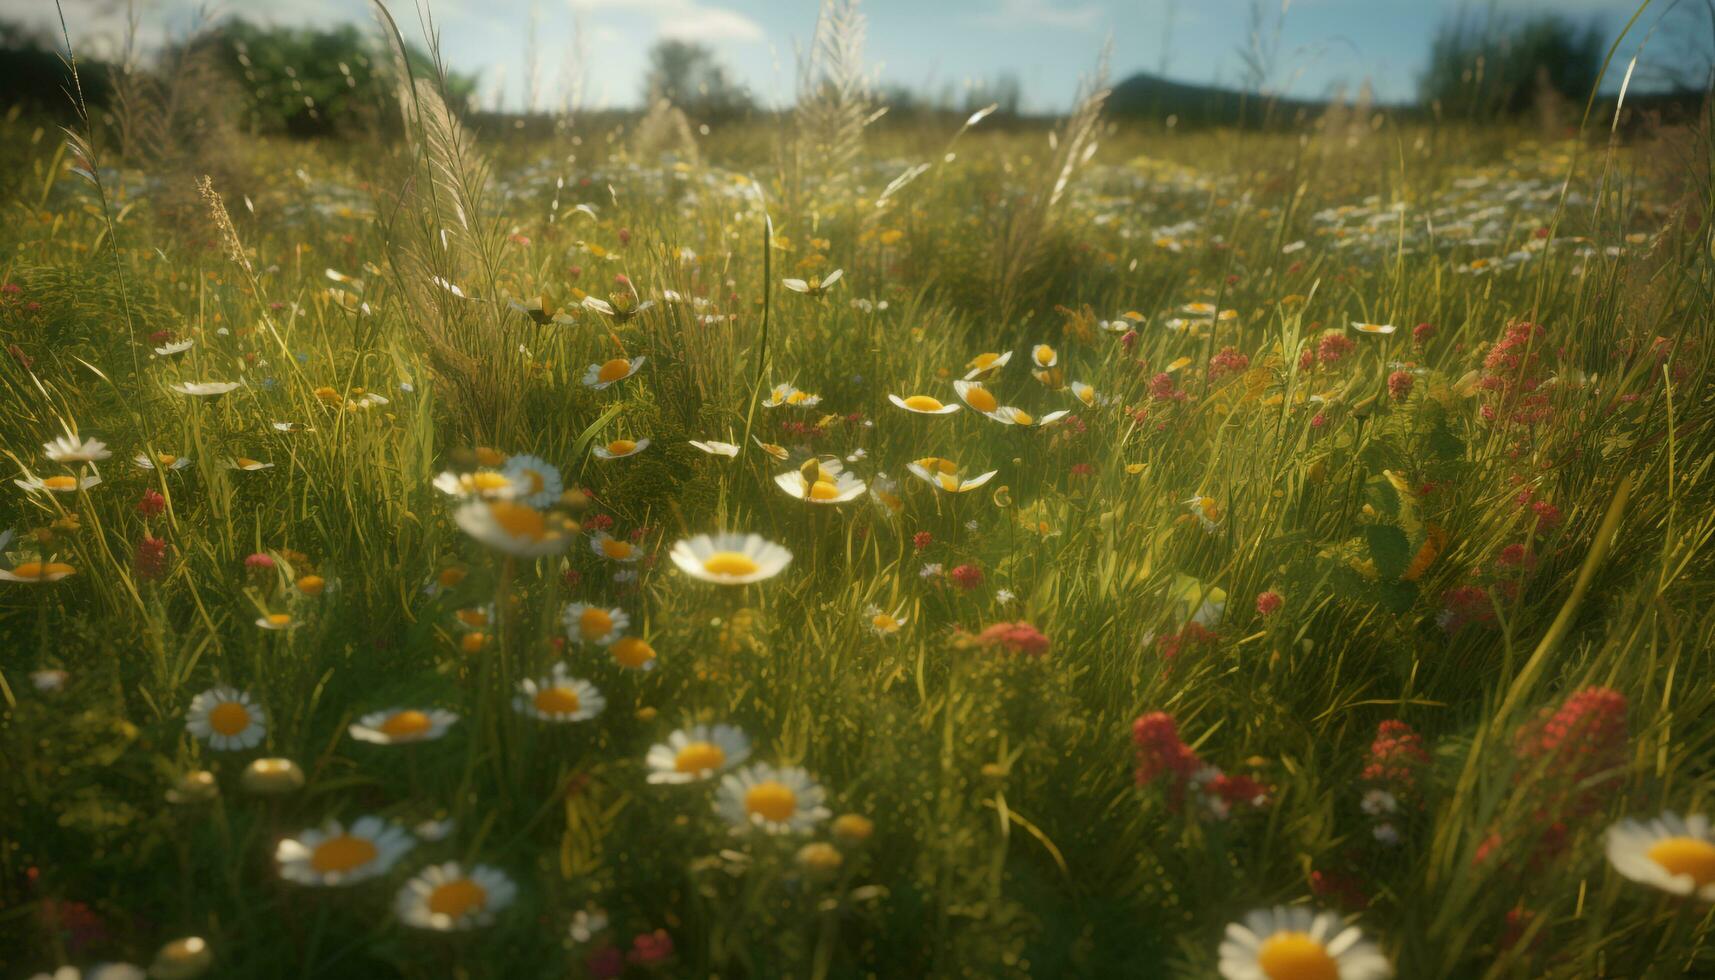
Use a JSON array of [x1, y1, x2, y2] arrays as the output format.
[[1069, 381, 1098, 407], [645, 724, 752, 784], [170, 381, 240, 396], [781, 268, 842, 294], [1351, 322, 1397, 336], [348, 707, 460, 745], [1029, 343, 1058, 368], [154, 338, 195, 356], [0, 560, 77, 583], [501, 454, 562, 508], [888, 393, 961, 416], [432, 469, 515, 499], [513, 666, 605, 722], [275, 816, 415, 887], [750, 436, 790, 461], [581, 356, 646, 390], [255, 612, 298, 631], [906, 463, 997, 494], [715, 763, 831, 835], [669, 533, 792, 585], [689, 439, 740, 457], [1218, 906, 1392, 980], [774, 463, 866, 504], [592, 437, 649, 460], [15, 473, 101, 494], [589, 531, 643, 564], [185, 686, 267, 751], [963, 350, 1012, 381], [44, 434, 110, 463], [227, 458, 274, 472], [1606, 812, 1715, 900], [865, 603, 907, 636], [983, 406, 1070, 427], [454, 500, 574, 557], [133, 452, 191, 471], [394, 862, 516, 932], [763, 383, 822, 408], [952, 380, 1000, 414], [562, 603, 629, 646]]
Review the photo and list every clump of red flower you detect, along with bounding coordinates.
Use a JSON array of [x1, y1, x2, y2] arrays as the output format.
[[1387, 370, 1414, 401], [976, 621, 1050, 656], [134, 535, 169, 581], [1131, 711, 1269, 819], [1209, 346, 1250, 379], [950, 564, 984, 591]]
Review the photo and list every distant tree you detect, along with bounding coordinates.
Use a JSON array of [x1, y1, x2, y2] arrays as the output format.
[[964, 73, 1022, 117], [1420, 14, 1604, 120], [642, 40, 754, 121], [176, 21, 476, 137]]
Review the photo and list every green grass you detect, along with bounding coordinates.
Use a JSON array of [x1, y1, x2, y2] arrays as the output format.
[[1, 62, 1714, 979]]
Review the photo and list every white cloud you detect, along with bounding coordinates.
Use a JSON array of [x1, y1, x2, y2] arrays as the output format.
[[978, 0, 1103, 31], [568, 0, 764, 42]]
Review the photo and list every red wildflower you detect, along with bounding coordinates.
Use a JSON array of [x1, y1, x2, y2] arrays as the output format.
[[134, 535, 168, 581], [136, 488, 167, 518], [1387, 370, 1414, 401], [976, 621, 1050, 656], [1255, 590, 1283, 617], [912, 530, 933, 550], [950, 564, 984, 590]]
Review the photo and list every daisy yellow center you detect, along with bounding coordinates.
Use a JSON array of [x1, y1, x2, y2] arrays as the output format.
[[12, 561, 57, 580], [1255, 933, 1338, 980], [426, 879, 487, 920], [238, 458, 263, 469], [309, 835, 378, 874], [971, 353, 997, 368], [611, 637, 654, 668], [964, 387, 997, 412], [606, 439, 637, 455], [380, 710, 433, 737], [471, 472, 511, 492], [44, 475, 78, 490], [1010, 409, 1034, 425], [1034, 346, 1055, 365], [743, 781, 798, 822], [787, 391, 811, 404], [209, 702, 251, 736], [937, 473, 962, 491], [703, 552, 758, 576], [579, 608, 614, 639], [674, 741, 726, 773], [438, 567, 467, 588], [597, 358, 632, 383], [474, 447, 506, 466], [809, 480, 841, 501], [1199, 499, 1221, 522], [904, 395, 943, 412], [872, 614, 898, 631], [266, 613, 292, 627], [157, 454, 177, 466], [524, 471, 545, 493], [490, 501, 547, 539], [1076, 387, 1094, 405], [534, 686, 581, 715], [297, 575, 325, 596], [1647, 837, 1715, 886], [601, 538, 634, 559]]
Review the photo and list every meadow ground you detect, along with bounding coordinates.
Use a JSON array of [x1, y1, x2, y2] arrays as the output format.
[[2, 57, 1715, 980]]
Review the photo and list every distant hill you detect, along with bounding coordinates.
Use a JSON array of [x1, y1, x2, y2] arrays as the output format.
[[1106, 72, 1340, 128], [1107, 70, 1707, 132]]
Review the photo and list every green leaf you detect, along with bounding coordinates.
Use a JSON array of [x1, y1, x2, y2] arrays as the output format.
[[1366, 524, 1411, 580]]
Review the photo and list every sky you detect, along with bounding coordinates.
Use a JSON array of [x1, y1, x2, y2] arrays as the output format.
[[10, 0, 1704, 113]]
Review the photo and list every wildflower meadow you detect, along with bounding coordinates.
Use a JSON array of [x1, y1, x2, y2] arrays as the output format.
[[3, 1, 1715, 977]]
